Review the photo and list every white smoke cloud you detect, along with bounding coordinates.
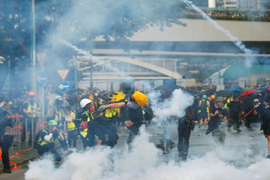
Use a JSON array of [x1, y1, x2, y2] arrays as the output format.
[[149, 89, 193, 120], [25, 127, 270, 180]]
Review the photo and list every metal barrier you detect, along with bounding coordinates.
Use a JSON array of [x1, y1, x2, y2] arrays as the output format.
[[6, 114, 23, 151]]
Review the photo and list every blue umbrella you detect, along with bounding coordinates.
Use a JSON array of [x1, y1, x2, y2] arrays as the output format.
[[228, 87, 242, 92]]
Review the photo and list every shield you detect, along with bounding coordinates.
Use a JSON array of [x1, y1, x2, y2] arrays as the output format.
[[239, 90, 257, 99], [154, 84, 184, 94], [108, 91, 126, 102]]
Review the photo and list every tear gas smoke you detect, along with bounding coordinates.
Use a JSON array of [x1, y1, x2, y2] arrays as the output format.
[[183, 0, 256, 68], [148, 89, 194, 125], [25, 126, 270, 180]]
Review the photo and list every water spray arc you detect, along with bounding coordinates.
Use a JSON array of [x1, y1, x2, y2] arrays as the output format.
[[182, 0, 255, 68], [57, 38, 132, 80]]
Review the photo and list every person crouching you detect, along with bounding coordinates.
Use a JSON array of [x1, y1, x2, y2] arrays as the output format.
[[35, 120, 63, 163]]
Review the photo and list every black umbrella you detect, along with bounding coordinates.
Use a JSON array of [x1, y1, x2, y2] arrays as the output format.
[[215, 90, 233, 97], [66, 89, 85, 94], [154, 84, 184, 94], [196, 88, 216, 97]]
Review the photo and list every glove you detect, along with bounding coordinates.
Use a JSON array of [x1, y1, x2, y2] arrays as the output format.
[[97, 105, 106, 112], [254, 99, 260, 108]]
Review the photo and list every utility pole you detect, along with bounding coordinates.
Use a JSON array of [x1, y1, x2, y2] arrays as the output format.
[[32, 0, 37, 94]]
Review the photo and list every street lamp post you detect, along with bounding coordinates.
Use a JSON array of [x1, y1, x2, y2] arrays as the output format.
[[90, 40, 93, 91]]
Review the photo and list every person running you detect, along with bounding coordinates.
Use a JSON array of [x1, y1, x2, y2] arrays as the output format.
[[198, 95, 210, 129], [206, 96, 227, 145], [178, 106, 195, 161], [228, 96, 242, 133], [98, 91, 148, 149]]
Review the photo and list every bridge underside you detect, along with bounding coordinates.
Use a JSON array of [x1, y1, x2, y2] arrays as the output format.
[[76, 41, 270, 55]]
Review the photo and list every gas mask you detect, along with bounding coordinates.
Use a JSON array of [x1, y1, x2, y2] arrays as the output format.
[[127, 100, 139, 109], [217, 102, 224, 110]]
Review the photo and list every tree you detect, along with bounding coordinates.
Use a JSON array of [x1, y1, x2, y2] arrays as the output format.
[[0, 0, 187, 92]]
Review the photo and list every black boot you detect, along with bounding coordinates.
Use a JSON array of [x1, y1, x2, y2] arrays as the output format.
[[3, 168, 12, 173]]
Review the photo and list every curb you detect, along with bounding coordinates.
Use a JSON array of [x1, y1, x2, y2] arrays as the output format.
[[0, 155, 38, 174]]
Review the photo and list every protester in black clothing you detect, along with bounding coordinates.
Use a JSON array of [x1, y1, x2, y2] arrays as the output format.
[[119, 106, 129, 127], [242, 95, 255, 130], [206, 97, 227, 145], [228, 97, 242, 133], [80, 99, 96, 147], [0, 108, 14, 173], [88, 111, 119, 147], [255, 99, 270, 158], [178, 106, 195, 161], [98, 91, 148, 149], [142, 103, 154, 126]]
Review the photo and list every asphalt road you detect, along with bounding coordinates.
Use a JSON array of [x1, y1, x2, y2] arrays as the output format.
[[1, 122, 267, 180]]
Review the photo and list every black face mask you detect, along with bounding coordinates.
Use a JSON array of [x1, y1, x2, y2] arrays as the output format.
[[129, 95, 136, 102]]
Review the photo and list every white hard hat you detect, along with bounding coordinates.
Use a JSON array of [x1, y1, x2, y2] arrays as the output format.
[[80, 98, 92, 108]]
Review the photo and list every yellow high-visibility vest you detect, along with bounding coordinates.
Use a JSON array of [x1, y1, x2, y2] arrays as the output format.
[[67, 112, 76, 131], [38, 130, 54, 146], [82, 111, 94, 122], [27, 101, 37, 117], [105, 109, 112, 118], [80, 128, 88, 138], [54, 107, 63, 127]]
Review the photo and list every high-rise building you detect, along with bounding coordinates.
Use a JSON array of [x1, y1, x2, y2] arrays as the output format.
[[239, 0, 259, 8], [224, 0, 238, 8], [222, 0, 270, 8], [258, 0, 270, 8], [208, 0, 216, 8]]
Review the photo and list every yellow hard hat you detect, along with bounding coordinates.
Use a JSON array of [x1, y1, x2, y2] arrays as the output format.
[[133, 91, 148, 106], [211, 94, 215, 99]]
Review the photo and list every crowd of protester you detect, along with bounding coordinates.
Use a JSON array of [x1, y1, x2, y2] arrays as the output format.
[[183, 9, 270, 21], [1, 83, 270, 172]]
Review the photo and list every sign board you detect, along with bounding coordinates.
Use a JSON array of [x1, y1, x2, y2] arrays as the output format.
[[36, 52, 47, 69], [212, 78, 224, 86], [37, 71, 47, 87], [216, 85, 225, 91], [57, 69, 70, 81], [58, 81, 70, 92], [176, 79, 196, 87], [176, 79, 185, 87], [239, 78, 246, 88]]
